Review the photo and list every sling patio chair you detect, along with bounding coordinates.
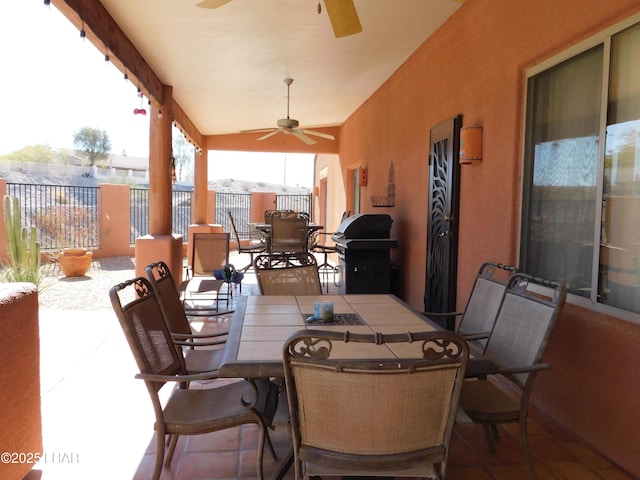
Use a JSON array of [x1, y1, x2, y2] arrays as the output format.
[[228, 210, 266, 273], [459, 273, 567, 480], [423, 261, 518, 352], [309, 210, 350, 292], [145, 261, 228, 374], [109, 277, 279, 480], [254, 252, 322, 295], [283, 329, 469, 479], [183, 232, 234, 312]]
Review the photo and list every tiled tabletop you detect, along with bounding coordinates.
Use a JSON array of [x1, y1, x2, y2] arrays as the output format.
[[218, 294, 438, 378]]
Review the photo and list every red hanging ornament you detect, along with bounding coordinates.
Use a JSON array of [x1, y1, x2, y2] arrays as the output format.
[[171, 156, 177, 183], [133, 91, 147, 115]]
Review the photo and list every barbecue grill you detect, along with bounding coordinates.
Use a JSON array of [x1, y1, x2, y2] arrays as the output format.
[[332, 214, 398, 294]]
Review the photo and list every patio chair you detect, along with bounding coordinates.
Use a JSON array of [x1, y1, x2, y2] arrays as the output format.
[[459, 273, 567, 480], [109, 277, 279, 480], [423, 261, 518, 351], [254, 253, 322, 295], [310, 210, 350, 292], [145, 261, 228, 374], [183, 232, 233, 311], [270, 211, 309, 263], [228, 210, 266, 273], [264, 209, 294, 224], [283, 329, 469, 479]]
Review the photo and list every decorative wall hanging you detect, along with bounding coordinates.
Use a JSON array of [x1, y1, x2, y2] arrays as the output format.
[[371, 162, 395, 207]]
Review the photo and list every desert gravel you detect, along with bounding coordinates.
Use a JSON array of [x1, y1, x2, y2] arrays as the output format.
[[38, 256, 137, 310]]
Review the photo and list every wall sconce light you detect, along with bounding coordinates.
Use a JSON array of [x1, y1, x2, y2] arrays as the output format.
[[460, 126, 482, 164]]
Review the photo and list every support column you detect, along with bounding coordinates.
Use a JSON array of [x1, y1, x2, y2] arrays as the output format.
[[149, 86, 174, 236], [192, 147, 209, 224], [135, 85, 183, 282], [186, 137, 222, 264]]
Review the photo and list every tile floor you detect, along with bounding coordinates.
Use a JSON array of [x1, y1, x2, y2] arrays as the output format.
[[28, 253, 634, 480]]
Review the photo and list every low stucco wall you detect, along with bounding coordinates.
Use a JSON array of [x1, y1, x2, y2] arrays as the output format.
[[533, 303, 640, 476], [0, 283, 42, 480]]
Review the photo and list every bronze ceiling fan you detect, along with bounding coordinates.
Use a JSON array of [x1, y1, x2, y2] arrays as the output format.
[[196, 0, 362, 38], [240, 78, 336, 145]]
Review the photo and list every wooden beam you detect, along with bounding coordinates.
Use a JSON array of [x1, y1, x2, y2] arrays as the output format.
[[51, 0, 163, 105], [49, 0, 204, 150]]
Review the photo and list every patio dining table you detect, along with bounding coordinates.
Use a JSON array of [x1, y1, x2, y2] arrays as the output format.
[[218, 293, 439, 379], [249, 222, 324, 255], [217, 294, 469, 479]]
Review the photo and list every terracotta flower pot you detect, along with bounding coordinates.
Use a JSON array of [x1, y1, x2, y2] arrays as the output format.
[[59, 249, 93, 277]]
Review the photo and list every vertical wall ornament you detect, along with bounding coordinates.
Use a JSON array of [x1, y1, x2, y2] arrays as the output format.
[[370, 162, 396, 207]]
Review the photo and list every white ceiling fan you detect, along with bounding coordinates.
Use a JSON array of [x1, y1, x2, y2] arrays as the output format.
[[196, 0, 362, 38], [241, 78, 335, 146]]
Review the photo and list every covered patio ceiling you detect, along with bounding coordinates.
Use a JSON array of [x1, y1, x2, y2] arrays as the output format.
[[49, 0, 464, 150]]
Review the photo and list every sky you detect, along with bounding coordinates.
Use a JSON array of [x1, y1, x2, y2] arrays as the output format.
[[0, 0, 314, 187]]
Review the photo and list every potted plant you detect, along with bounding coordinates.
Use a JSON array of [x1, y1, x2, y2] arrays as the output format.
[[37, 203, 96, 277], [58, 248, 93, 277]]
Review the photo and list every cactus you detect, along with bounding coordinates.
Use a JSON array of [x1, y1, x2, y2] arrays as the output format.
[[2, 195, 42, 286]]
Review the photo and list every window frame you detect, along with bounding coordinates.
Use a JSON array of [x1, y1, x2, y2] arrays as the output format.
[[519, 12, 640, 324]]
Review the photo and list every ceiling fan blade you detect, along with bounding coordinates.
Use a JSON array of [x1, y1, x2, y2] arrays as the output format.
[[241, 128, 277, 133], [256, 130, 282, 141], [292, 130, 316, 145], [196, 0, 233, 9], [300, 129, 335, 141], [323, 0, 362, 38]]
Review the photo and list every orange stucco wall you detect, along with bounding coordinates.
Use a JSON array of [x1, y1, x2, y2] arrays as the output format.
[[336, 0, 640, 476], [0, 283, 42, 480]]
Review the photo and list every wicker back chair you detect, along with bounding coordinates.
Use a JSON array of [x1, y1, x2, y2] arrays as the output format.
[[424, 261, 517, 349], [283, 330, 469, 479], [264, 209, 294, 224], [270, 211, 309, 258], [460, 273, 567, 480], [109, 277, 278, 480], [145, 261, 228, 374], [254, 253, 322, 295]]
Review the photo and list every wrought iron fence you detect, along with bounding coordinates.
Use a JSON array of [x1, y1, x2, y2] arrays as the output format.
[[172, 190, 192, 241], [276, 194, 313, 218], [6, 183, 99, 250], [216, 192, 252, 237], [6, 184, 311, 249], [129, 188, 149, 244], [130, 188, 194, 244]]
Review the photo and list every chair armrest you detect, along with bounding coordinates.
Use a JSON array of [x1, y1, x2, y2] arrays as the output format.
[[173, 338, 227, 347], [421, 311, 464, 318], [135, 370, 220, 382], [171, 331, 228, 340], [497, 362, 550, 375], [460, 331, 491, 340]]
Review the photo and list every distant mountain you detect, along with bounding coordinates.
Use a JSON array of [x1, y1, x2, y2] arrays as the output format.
[[208, 178, 311, 195], [0, 168, 310, 194]]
